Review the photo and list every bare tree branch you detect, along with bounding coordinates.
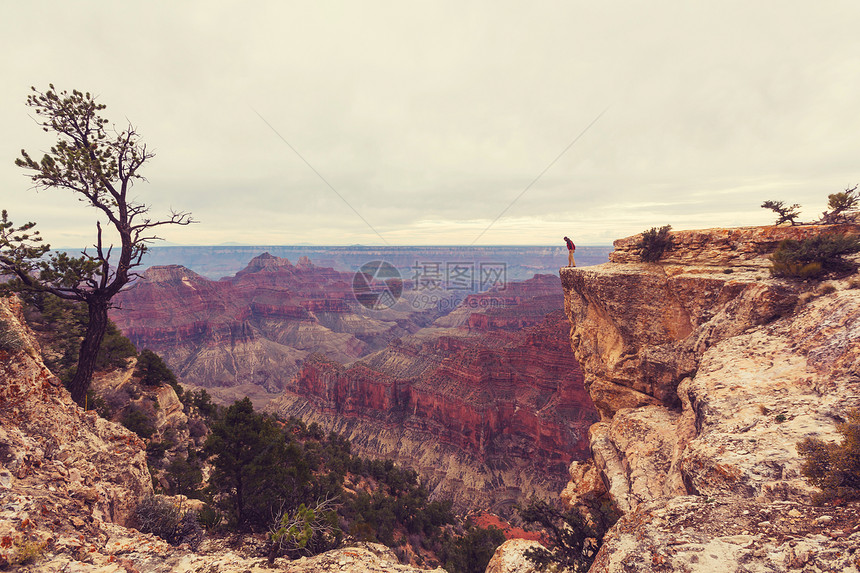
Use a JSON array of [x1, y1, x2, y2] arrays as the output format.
[[1, 85, 195, 405]]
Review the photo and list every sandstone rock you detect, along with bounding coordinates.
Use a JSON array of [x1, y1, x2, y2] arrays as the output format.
[[591, 496, 860, 573], [267, 284, 598, 513], [560, 224, 860, 572], [609, 223, 860, 266], [484, 538, 545, 573], [2, 294, 445, 572]]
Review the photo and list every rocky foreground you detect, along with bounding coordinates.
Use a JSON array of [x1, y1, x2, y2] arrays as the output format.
[[0, 296, 443, 572], [558, 224, 860, 572]]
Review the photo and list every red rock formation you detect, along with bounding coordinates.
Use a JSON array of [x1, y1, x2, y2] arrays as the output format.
[[268, 274, 598, 512], [110, 254, 421, 395], [280, 310, 593, 463], [113, 258, 598, 512]]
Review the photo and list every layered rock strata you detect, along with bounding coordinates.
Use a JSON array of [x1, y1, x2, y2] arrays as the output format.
[[560, 224, 860, 572], [1, 296, 447, 572], [0, 296, 151, 567], [111, 254, 436, 405], [268, 277, 598, 513]]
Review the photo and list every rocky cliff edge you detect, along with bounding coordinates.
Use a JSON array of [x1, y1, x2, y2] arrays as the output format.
[[0, 296, 444, 572], [560, 224, 860, 572]]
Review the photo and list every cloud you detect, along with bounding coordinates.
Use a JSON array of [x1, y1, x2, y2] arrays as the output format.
[[1, 1, 858, 246]]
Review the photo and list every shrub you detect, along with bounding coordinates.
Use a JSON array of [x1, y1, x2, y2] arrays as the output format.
[[268, 498, 342, 563], [96, 322, 137, 369], [165, 453, 204, 498], [135, 349, 177, 387], [818, 283, 837, 295], [770, 234, 860, 279], [797, 409, 860, 504], [85, 389, 113, 419], [183, 388, 218, 419], [518, 498, 610, 573], [188, 418, 208, 439], [821, 184, 859, 224], [0, 537, 47, 567], [762, 200, 802, 226], [438, 525, 506, 573], [134, 495, 203, 548], [196, 504, 223, 531], [121, 405, 157, 440], [0, 318, 24, 353], [796, 292, 817, 306], [636, 225, 674, 262]]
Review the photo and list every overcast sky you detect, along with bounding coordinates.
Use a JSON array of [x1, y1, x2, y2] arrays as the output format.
[[1, 2, 859, 246]]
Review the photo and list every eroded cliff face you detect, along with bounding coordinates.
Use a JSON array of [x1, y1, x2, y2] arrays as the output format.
[[110, 254, 434, 405], [268, 277, 598, 514], [1, 296, 448, 572], [560, 225, 860, 572], [0, 296, 152, 566]]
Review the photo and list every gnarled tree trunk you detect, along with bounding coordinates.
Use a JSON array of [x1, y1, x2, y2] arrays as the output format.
[[67, 298, 109, 406]]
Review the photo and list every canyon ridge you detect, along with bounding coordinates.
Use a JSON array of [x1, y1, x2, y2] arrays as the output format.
[[109, 255, 599, 513]]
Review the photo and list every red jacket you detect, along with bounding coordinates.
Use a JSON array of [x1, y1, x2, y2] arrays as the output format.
[[564, 237, 575, 251]]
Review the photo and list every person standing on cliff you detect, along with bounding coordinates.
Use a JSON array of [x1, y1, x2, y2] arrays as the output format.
[[564, 236, 576, 267]]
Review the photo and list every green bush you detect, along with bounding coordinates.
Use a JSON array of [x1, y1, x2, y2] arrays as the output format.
[[821, 184, 858, 224], [518, 498, 613, 573], [0, 318, 25, 353], [121, 405, 157, 440], [761, 200, 802, 226], [85, 389, 113, 419], [268, 498, 342, 562], [636, 225, 674, 262], [135, 349, 177, 387], [182, 388, 218, 419], [196, 504, 223, 531], [797, 409, 860, 504], [165, 453, 204, 498], [134, 495, 203, 548], [96, 322, 137, 369], [770, 234, 860, 279], [438, 525, 506, 573]]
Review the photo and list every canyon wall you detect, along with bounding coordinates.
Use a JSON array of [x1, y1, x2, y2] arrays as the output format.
[[560, 224, 860, 572], [268, 276, 599, 514], [0, 295, 447, 572], [113, 256, 600, 515], [111, 253, 435, 405]]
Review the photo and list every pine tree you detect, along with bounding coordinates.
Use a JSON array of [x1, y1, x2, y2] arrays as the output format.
[[0, 85, 193, 405]]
